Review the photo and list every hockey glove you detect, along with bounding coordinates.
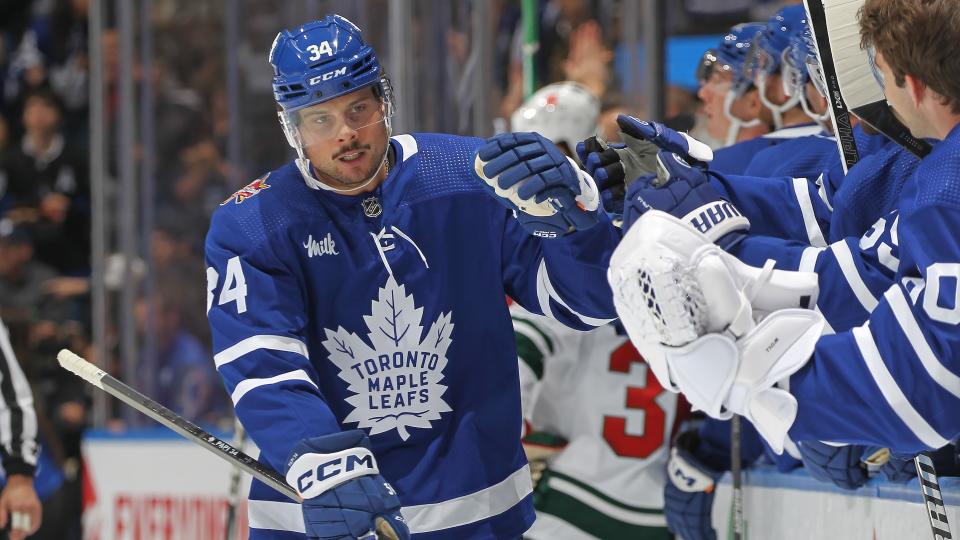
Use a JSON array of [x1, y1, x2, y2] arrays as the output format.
[[797, 441, 870, 490], [664, 429, 724, 540], [615, 115, 714, 166], [285, 430, 409, 540], [575, 134, 660, 216], [623, 151, 748, 250], [474, 132, 600, 238]]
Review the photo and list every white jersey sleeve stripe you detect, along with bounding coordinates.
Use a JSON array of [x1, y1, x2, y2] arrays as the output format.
[[248, 500, 306, 533], [792, 178, 827, 247], [231, 369, 318, 405], [402, 463, 533, 533], [798, 246, 825, 274], [831, 241, 879, 312], [852, 324, 950, 448], [536, 260, 615, 327], [884, 285, 960, 399], [214, 335, 309, 368]]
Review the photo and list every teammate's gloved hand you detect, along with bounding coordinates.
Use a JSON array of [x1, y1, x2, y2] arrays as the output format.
[[664, 429, 724, 540], [615, 115, 714, 166], [622, 151, 749, 249], [575, 135, 660, 216], [474, 132, 600, 238], [285, 430, 409, 540], [862, 447, 916, 483], [797, 440, 871, 490]]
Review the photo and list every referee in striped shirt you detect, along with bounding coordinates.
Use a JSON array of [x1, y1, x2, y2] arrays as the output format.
[[0, 319, 41, 539]]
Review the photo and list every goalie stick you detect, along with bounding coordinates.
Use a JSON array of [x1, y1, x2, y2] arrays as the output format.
[[56, 349, 398, 540], [802, 0, 859, 173], [804, 0, 931, 160]]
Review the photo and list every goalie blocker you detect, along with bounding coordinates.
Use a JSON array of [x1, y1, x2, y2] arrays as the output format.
[[608, 211, 824, 453]]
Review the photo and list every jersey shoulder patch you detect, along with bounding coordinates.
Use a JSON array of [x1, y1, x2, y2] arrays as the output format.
[[221, 172, 272, 206]]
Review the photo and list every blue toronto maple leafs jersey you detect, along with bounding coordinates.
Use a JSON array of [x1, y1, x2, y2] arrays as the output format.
[[743, 130, 840, 179], [710, 124, 823, 175], [730, 124, 960, 452], [204, 133, 620, 539]]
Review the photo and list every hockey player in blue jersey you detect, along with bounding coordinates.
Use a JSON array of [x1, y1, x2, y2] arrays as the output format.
[[204, 15, 620, 540], [606, 0, 960, 460], [695, 24, 770, 157]]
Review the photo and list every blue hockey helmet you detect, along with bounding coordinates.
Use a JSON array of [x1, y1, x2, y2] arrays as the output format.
[[269, 15, 394, 151], [746, 5, 808, 83], [697, 23, 763, 84]]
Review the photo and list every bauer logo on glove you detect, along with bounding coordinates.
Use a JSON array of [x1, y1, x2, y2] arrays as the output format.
[[473, 132, 601, 237]]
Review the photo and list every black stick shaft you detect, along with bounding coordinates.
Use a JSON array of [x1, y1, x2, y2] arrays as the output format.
[[915, 453, 953, 540], [57, 349, 300, 503], [731, 416, 744, 540]]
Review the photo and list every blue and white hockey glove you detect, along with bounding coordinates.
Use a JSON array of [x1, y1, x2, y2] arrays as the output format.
[[623, 150, 749, 249], [797, 440, 871, 490], [615, 115, 714, 166], [474, 132, 601, 238], [664, 429, 724, 540], [285, 430, 409, 540]]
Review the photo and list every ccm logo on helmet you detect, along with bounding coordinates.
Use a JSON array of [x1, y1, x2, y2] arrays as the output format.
[[309, 67, 348, 86], [295, 453, 376, 493]]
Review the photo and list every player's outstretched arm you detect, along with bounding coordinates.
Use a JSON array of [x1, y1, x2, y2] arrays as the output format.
[[476, 132, 622, 329]]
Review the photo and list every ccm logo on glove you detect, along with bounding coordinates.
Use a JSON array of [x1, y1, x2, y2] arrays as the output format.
[[286, 447, 379, 498]]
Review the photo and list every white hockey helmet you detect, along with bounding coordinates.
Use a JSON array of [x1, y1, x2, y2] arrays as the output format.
[[510, 82, 600, 153]]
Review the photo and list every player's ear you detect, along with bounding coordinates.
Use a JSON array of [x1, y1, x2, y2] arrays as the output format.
[[903, 73, 928, 109]]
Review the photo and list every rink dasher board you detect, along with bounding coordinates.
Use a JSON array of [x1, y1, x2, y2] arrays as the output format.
[[81, 428, 257, 540], [712, 464, 960, 539]]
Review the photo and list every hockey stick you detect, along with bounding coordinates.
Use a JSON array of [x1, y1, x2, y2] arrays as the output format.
[[804, 0, 932, 160], [802, 0, 859, 174], [915, 453, 954, 540], [56, 349, 398, 540], [730, 416, 744, 540], [224, 417, 247, 540]]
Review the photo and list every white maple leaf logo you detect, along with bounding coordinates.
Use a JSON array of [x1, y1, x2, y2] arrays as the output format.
[[322, 276, 454, 440]]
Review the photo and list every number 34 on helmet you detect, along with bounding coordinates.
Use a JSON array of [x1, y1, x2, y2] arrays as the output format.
[[269, 15, 395, 154]]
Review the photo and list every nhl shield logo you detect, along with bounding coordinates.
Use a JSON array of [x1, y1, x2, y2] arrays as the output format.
[[362, 196, 382, 218]]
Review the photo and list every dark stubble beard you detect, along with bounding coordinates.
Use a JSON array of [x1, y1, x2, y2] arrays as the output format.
[[312, 139, 389, 191]]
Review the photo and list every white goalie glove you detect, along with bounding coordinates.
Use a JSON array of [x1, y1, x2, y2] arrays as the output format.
[[608, 211, 826, 453]]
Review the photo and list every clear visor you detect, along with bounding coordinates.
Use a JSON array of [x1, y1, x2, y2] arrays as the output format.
[[804, 53, 829, 98], [781, 46, 806, 97], [280, 92, 393, 148], [866, 45, 886, 91]]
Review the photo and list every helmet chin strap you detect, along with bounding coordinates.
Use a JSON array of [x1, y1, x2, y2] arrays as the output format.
[[800, 91, 832, 130], [723, 90, 763, 147], [758, 74, 801, 130]]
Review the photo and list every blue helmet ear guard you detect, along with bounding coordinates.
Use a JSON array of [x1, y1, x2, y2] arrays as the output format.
[[269, 14, 395, 152]]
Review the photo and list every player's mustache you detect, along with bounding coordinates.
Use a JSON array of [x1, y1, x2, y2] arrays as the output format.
[[333, 143, 371, 160]]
